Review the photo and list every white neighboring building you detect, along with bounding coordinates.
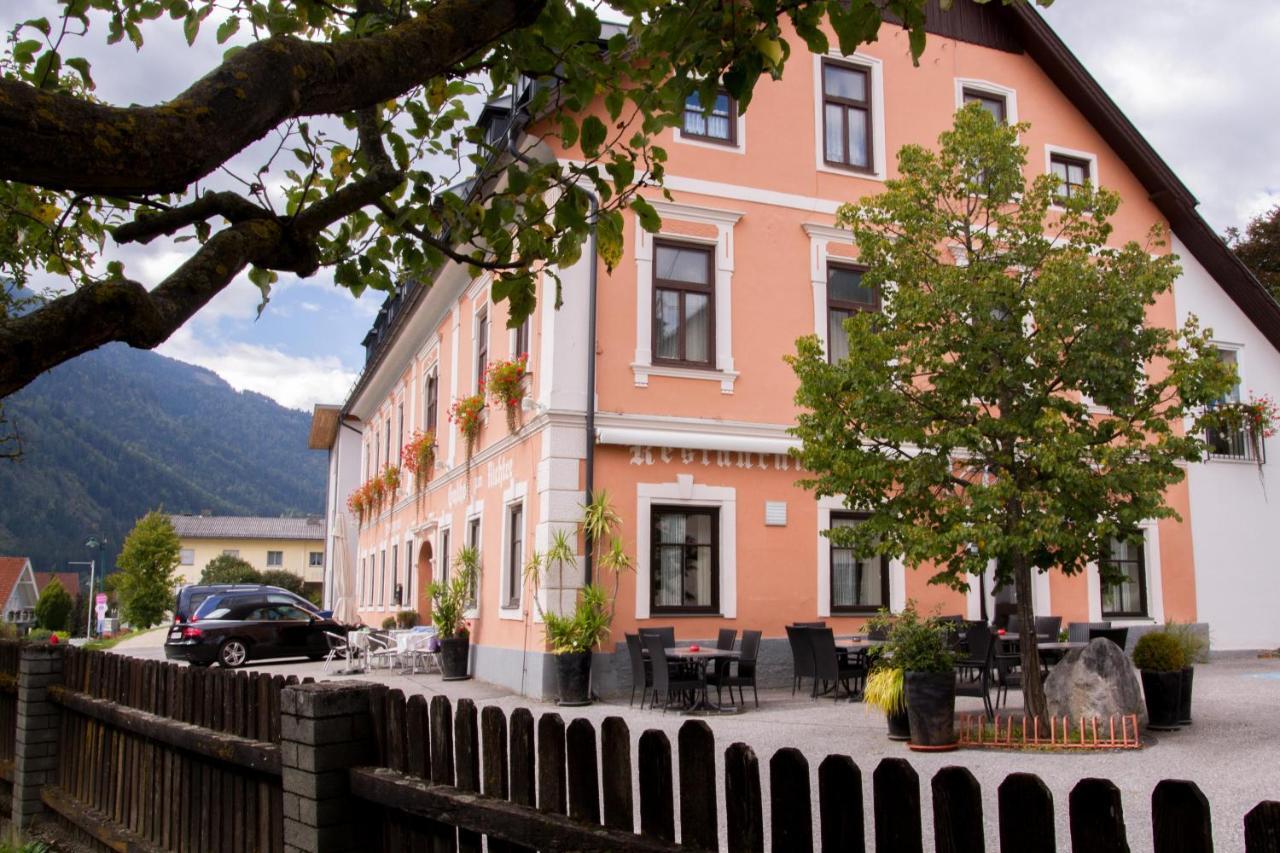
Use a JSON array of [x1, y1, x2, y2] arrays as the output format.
[[308, 404, 363, 620], [0, 557, 39, 627], [1174, 235, 1280, 651]]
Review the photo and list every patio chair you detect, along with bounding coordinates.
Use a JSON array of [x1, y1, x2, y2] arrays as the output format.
[[955, 622, 995, 720], [1089, 627, 1129, 651], [638, 626, 676, 648], [643, 633, 702, 713], [716, 630, 761, 708], [793, 621, 827, 628], [365, 631, 399, 670], [1006, 614, 1024, 636], [785, 625, 817, 696], [625, 633, 653, 709], [1034, 616, 1063, 642], [1067, 621, 1111, 643], [322, 631, 354, 674], [809, 627, 865, 702]]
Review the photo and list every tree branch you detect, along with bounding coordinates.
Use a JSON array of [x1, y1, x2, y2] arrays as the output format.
[[114, 191, 271, 245], [0, 0, 545, 195]]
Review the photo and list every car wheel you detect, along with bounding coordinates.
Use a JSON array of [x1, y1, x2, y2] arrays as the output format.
[[218, 638, 249, 668]]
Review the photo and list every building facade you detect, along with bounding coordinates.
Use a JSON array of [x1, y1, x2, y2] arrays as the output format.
[[168, 515, 326, 592], [0, 558, 39, 627], [327, 3, 1280, 696]]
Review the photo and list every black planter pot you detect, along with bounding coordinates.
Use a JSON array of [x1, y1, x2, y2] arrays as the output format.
[[886, 708, 911, 741], [439, 636, 471, 681], [1178, 666, 1194, 725], [557, 651, 593, 707], [904, 671, 957, 751], [1140, 669, 1182, 730]]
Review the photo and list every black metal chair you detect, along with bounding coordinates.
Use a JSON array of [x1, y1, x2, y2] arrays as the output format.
[[785, 625, 817, 696], [955, 622, 995, 720], [793, 621, 827, 628], [639, 626, 676, 648], [1068, 621, 1111, 643], [1089, 627, 1129, 651], [717, 629, 761, 708], [643, 632, 702, 713], [809, 627, 864, 702], [1006, 614, 1024, 636], [706, 628, 737, 696], [625, 633, 652, 709], [1034, 616, 1062, 642]]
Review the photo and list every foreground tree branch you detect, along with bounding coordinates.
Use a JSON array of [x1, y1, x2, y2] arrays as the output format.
[[0, 0, 543, 195]]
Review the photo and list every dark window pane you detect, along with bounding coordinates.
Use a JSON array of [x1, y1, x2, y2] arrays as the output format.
[[655, 245, 710, 284], [684, 292, 710, 363], [655, 288, 682, 360], [963, 91, 1006, 124], [829, 267, 874, 306]]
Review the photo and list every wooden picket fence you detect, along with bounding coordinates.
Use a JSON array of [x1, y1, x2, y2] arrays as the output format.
[[0, 639, 18, 812]]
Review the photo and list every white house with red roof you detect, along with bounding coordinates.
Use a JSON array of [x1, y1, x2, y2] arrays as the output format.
[[0, 557, 39, 627]]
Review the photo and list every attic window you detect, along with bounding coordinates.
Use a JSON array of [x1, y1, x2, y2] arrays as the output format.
[[1050, 153, 1091, 200]]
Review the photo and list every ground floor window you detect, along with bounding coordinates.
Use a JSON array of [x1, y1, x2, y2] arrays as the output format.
[[266, 551, 283, 567], [829, 513, 888, 613], [1101, 537, 1147, 618], [651, 506, 718, 613], [505, 503, 523, 608], [309, 551, 323, 567]]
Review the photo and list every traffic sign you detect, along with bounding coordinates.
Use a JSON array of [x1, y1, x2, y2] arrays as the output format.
[[95, 593, 107, 607]]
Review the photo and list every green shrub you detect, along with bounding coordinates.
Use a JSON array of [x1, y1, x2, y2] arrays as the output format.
[[26, 628, 52, 642], [1165, 621, 1208, 664], [34, 577, 73, 632], [260, 570, 305, 596], [396, 610, 419, 629], [1132, 631, 1186, 672], [380, 616, 397, 630], [200, 554, 260, 585], [877, 601, 956, 674]]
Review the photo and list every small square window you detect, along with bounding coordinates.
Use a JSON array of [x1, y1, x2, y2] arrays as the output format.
[[963, 89, 1007, 124], [309, 551, 324, 567], [267, 551, 283, 567], [1050, 153, 1091, 201], [179, 548, 195, 566], [682, 90, 737, 145]]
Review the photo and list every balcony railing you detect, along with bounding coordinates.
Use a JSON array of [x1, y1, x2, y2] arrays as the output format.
[[1205, 425, 1266, 463]]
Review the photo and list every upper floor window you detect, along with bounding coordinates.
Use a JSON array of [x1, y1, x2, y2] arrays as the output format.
[[505, 503, 524, 608], [651, 506, 719, 614], [826, 265, 877, 363], [424, 369, 439, 434], [829, 513, 889, 613], [822, 60, 873, 172], [397, 401, 404, 460], [653, 241, 714, 368], [266, 551, 283, 567], [384, 417, 391, 467], [476, 308, 490, 390], [1100, 536, 1147, 618], [963, 88, 1007, 124], [682, 90, 737, 145], [179, 548, 194, 566], [222, 549, 239, 558], [1050, 153, 1091, 201], [1205, 347, 1258, 461], [309, 551, 324, 567], [514, 316, 531, 360]]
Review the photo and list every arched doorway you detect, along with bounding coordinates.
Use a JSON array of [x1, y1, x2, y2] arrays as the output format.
[[416, 538, 433, 622]]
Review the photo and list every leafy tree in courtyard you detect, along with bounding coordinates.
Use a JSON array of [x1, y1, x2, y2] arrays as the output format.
[[260, 570, 305, 596], [787, 104, 1237, 720], [1227, 205, 1280, 304], [115, 511, 182, 629], [34, 576, 73, 632], [0, 0, 1051, 399], [200, 554, 261, 585]]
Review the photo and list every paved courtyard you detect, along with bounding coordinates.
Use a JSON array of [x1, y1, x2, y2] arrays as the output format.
[[116, 630, 1280, 851]]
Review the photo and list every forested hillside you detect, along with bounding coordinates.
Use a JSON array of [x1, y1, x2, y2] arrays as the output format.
[[0, 344, 325, 574]]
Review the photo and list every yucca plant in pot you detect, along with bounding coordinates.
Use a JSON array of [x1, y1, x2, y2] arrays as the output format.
[[883, 601, 957, 751], [430, 547, 478, 680], [1132, 631, 1186, 730]]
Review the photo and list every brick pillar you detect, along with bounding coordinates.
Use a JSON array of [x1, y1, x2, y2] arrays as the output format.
[[281, 681, 376, 853], [12, 644, 64, 828]]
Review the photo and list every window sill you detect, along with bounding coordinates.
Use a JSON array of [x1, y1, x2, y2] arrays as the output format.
[[1204, 455, 1264, 466], [815, 162, 885, 182], [647, 611, 725, 618], [632, 362, 739, 394], [498, 605, 523, 622], [673, 130, 745, 155]]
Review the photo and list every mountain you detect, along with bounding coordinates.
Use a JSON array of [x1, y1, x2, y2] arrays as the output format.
[[0, 344, 326, 576]]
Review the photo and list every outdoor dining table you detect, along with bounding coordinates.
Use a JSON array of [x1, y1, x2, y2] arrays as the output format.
[[332, 628, 370, 675], [665, 647, 742, 714], [997, 637, 1087, 664]]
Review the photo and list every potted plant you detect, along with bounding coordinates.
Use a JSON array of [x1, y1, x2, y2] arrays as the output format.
[[369, 476, 386, 514], [429, 550, 477, 680], [450, 392, 486, 491], [383, 464, 401, 502], [1163, 621, 1206, 726], [396, 610, 420, 629], [1132, 631, 1187, 730], [347, 488, 366, 525], [401, 430, 437, 489], [864, 661, 910, 741], [486, 355, 529, 433], [882, 601, 958, 751]]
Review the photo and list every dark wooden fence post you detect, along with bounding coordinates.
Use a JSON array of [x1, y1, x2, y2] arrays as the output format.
[[280, 681, 376, 853], [1246, 802, 1280, 852], [1070, 778, 1129, 853], [998, 773, 1055, 853], [639, 730, 674, 843], [566, 718, 601, 825], [818, 755, 864, 853], [1152, 780, 1213, 853], [770, 748, 813, 852], [601, 716, 633, 832], [679, 720, 718, 851], [933, 766, 985, 853], [725, 742, 764, 853], [537, 713, 566, 816], [873, 758, 923, 853]]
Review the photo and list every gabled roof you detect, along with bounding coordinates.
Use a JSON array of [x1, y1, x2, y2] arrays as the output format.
[[168, 515, 325, 542], [34, 572, 81, 599], [0, 557, 33, 607]]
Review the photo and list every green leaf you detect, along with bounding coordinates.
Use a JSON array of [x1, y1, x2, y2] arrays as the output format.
[[216, 16, 239, 44], [13, 40, 42, 65], [605, 157, 634, 193], [630, 197, 662, 234], [32, 51, 61, 89], [22, 17, 51, 36], [580, 116, 607, 157], [559, 116, 579, 149], [182, 11, 199, 45], [65, 57, 94, 90]]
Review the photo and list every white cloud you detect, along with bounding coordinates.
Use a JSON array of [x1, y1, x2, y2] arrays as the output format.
[[158, 327, 357, 411]]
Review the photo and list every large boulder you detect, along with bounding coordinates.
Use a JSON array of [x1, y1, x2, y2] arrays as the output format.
[[1044, 638, 1147, 727]]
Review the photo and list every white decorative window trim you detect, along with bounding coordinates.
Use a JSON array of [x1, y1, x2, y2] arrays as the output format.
[[812, 51, 887, 181], [1087, 520, 1164, 625], [1045, 144, 1100, 207], [954, 78, 1019, 125], [633, 200, 743, 394], [498, 480, 529, 621], [635, 474, 737, 620], [816, 496, 904, 618], [804, 222, 857, 352]]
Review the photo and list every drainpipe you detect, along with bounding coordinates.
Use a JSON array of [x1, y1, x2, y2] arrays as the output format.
[[583, 194, 599, 586]]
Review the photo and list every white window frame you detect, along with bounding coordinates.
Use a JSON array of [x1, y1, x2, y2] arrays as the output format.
[[1045, 144, 1099, 208], [498, 480, 530, 620], [1086, 520, 1164, 625], [473, 301, 490, 394], [803, 223, 862, 355], [816, 496, 904, 618], [632, 200, 742, 393], [673, 89, 747, 155], [813, 51, 887, 181], [463, 500, 484, 620], [954, 78, 1019, 125], [179, 548, 195, 566], [266, 551, 283, 568], [635, 474, 736, 619]]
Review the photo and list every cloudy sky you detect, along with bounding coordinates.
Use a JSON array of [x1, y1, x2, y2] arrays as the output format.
[[17, 1, 1280, 411]]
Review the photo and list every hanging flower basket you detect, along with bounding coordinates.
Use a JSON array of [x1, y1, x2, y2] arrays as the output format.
[[1202, 392, 1278, 473], [383, 465, 401, 503], [369, 476, 387, 513], [486, 355, 529, 433], [450, 392, 486, 493], [347, 488, 367, 525], [402, 430, 438, 488]]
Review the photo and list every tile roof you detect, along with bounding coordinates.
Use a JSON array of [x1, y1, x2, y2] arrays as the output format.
[[0, 557, 31, 605], [168, 515, 325, 541], [34, 572, 81, 599]]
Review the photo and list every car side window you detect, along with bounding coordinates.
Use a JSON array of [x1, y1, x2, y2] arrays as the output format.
[[243, 607, 274, 621], [275, 605, 310, 620]]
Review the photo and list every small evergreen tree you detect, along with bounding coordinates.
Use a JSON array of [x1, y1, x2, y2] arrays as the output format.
[[259, 570, 305, 596], [34, 577, 73, 632], [115, 511, 182, 629], [200, 554, 261, 585]]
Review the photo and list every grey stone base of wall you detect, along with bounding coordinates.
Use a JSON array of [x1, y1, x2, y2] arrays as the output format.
[[470, 643, 558, 700]]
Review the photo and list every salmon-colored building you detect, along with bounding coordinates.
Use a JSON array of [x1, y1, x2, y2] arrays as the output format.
[[313, 3, 1280, 696]]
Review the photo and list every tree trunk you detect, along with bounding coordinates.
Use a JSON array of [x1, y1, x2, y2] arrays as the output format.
[[1012, 554, 1047, 721]]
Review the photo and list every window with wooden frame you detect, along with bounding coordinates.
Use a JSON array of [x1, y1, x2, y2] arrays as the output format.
[[829, 513, 889, 613], [266, 551, 283, 567], [384, 417, 391, 467], [651, 505, 719, 614], [397, 401, 404, 460], [475, 308, 490, 390], [822, 59, 873, 172], [513, 316, 531, 360], [682, 90, 737, 145], [424, 369, 439, 433], [505, 503, 524, 608], [466, 516, 481, 606], [826, 264, 878, 363], [439, 529, 451, 584], [1205, 348, 1255, 460], [1050, 153, 1091, 201], [652, 241, 715, 368], [962, 88, 1007, 124], [1100, 537, 1147, 618]]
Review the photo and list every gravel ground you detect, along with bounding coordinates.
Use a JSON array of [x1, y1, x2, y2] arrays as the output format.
[[119, 644, 1280, 851]]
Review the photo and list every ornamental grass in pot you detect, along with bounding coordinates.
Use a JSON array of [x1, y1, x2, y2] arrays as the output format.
[[863, 663, 910, 741], [429, 548, 477, 680], [881, 602, 958, 751], [1132, 631, 1186, 731], [1166, 621, 1207, 725]]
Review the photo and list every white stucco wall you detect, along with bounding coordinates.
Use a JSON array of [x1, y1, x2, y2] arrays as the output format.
[[324, 424, 363, 612], [1173, 235, 1280, 650]]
